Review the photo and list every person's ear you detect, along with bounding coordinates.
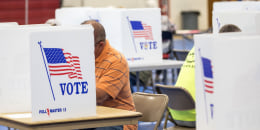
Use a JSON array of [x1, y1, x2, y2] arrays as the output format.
[[98, 41, 105, 47]]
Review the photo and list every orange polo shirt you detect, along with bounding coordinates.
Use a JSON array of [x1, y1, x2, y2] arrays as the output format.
[[95, 40, 137, 130]]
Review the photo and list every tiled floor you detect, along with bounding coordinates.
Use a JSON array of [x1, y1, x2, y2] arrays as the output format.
[[138, 120, 175, 130]]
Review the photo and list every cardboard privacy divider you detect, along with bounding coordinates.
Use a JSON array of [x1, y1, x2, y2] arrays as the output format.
[[100, 8, 162, 64], [56, 7, 99, 25], [212, 2, 260, 34], [0, 22, 18, 27], [213, 1, 260, 12], [0, 25, 96, 121], [55, 8, 162, 64], [195, 33, 260, 130], [212, 11, 260, 34], [194, 34, 214, 130]]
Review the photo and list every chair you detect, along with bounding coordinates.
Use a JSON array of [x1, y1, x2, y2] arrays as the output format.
[[130, 71, 154, 93], [173, 49, 189, 61], [132, 92, 169, 130], [155, 84, 196, 130], [172, 32, 194, 61]]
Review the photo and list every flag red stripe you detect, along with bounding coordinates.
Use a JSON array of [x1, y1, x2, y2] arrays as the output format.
[[205, 90, 214, 94], [49, 69, 73, 72], [205, 84, 213, 89], [49, 65, 71, 68], [205, 80, 213, 84], [50, 72, 73, 75]]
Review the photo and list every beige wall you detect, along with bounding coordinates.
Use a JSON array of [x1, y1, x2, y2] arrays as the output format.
[[62, 0, 209, 30], [170, 0, 208, 30]]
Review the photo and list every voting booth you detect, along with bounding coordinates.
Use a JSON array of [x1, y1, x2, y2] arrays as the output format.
[[56, 8, 162, 64], [213, 1, 260, 12], [212, 11, 260, 34], [195, 33, 260, 130], [212, 1, 260, 34], [56, 7, 99, 25], [0, 22, 18, 27], [0, 25, 96, 121]]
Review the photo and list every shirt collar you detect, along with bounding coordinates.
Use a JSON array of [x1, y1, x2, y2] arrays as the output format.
[[95, 40, 110, 63]]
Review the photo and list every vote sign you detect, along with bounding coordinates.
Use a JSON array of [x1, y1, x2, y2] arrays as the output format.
[[0, 25, 96, 121], [31, 26, 96, 121]]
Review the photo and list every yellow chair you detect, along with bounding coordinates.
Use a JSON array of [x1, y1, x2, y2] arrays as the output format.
[[155, 84, 196, 130], [132, 92, 169, 130]]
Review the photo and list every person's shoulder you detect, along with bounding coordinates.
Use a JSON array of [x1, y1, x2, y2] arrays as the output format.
[[107, 47, 128, 65]]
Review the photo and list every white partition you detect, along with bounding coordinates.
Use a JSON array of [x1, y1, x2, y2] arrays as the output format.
[[194, 34, 214, 130], [0, 22, 18, 27], [56, 7, 99, 25], [195, 33, 260, 130], [56, 8, 162, 64], [213, 1, 260, 12], [212, 11, 260, 34], [0, 25, 96, 121], [212, 1, 260, 34]]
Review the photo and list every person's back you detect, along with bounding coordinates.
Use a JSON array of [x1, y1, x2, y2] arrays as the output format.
[[95, 40, 135, 112], [169, 47, 196, 127], [82, 20, 137, 130]]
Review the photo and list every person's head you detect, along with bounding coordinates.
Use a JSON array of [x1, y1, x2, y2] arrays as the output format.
[[219, 24, 241, 33], [81, 20, 106, 59], [45, 19, 60, 26]]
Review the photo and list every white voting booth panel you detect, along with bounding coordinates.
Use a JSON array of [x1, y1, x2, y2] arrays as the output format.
[[0, 25, 96, 121], [194, 34, 214, 130], [55, 8, 162, 64], [212, 11, 260, 34], [212, 1, 260, 34], [213, 1, 260, 12], [56, 7, 99, 25], [0, 22, 18, 27], [100, 8, 162, 64], [195, 33, 260, 130]]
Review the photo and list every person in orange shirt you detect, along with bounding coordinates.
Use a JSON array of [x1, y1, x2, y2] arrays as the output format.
[[81, 20, 137, 130]]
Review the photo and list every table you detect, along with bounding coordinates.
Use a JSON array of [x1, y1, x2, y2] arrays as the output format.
[[0, 106, 142, 130], [129, 59, 184, 72], [129, 59, 184, 92]]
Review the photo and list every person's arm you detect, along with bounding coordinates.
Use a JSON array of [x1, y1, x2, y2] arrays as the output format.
[[96, 87, 110, 105]]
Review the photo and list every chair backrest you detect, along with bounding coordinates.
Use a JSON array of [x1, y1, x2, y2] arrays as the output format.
[[173, 49, 189, 61], [155, 84, 195, 110], [132, 92, 169, 130]]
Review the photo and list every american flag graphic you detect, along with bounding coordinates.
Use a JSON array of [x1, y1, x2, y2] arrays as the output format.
[[43, 48, 83, 79], [130, 21, 153, 40], [202, 57, 214, 94]]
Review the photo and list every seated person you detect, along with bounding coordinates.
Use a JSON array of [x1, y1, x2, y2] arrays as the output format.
[[169, 24, 241, 127], [130, 71, 153, 92], [81, 20, 137, 130]]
